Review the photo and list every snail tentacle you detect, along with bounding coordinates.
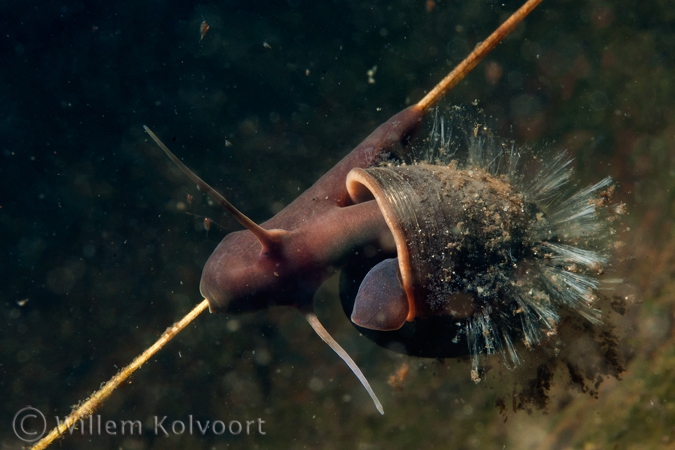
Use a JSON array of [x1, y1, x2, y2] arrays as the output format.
[[304, 312, 384, 415]]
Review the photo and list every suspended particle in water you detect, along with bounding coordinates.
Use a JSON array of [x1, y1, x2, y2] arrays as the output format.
[[367, 65, 378, 84], [199, 16, 210, 41], [387, 362, 410, 390]]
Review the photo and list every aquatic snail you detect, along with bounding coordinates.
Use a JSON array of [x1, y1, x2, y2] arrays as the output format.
[[145, 104, 622, 411], [141, 28, 623, 412]]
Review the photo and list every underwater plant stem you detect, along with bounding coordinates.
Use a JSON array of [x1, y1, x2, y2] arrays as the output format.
[[30, 299, 209, 450], [416, 0, 543, 113], [304, 312, 385, 415]]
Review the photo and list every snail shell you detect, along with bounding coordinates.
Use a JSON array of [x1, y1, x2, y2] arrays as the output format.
[[340, 109, 621, 370], [347, 163, 527, 328]]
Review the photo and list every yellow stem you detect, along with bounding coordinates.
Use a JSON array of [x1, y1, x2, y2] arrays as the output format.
[[30, 299, 209, 450], [416, 0, 544, 112]]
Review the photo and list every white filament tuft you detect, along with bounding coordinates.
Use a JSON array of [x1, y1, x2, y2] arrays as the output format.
[[410, 106, 621, 378]]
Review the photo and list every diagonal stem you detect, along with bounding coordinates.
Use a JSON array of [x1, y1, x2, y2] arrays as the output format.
[[30, 300, 210, 450], [416, 0, 543, 112]]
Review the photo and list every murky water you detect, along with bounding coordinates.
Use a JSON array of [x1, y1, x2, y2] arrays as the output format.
[[1, 0, 672, 448]]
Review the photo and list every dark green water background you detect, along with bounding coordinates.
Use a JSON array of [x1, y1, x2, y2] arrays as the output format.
[[2, 0, 673, 448]]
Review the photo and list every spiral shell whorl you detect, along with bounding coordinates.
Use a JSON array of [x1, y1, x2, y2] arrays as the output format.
[[358, 164, 528, 319]]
